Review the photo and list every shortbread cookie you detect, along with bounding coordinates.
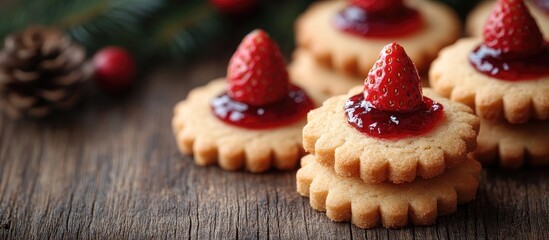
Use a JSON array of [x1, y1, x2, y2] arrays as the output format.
[[302, 86, 479, 183], [173, 79, 323, 172], [467, 0, 549, 38], [429, 38, 549, 124], [475, 119, 549, 168], [290, 50, 362, 97], [290, 50, 431, 98], [296, 154, 481, 229], [174, 29, 323, 172], [295, 0, 460, 76]]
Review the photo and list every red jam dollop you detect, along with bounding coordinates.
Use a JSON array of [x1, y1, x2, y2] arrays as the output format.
[[211, 85, 314, 129], [333, 5, 423, 38], [344, 93, 444, 139], [468, 43, 549, 81]]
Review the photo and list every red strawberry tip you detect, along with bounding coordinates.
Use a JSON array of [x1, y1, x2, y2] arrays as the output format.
[[350, 0, 405, 13], [209, 0, 258, 15], [226, 29, 290, 106], [482, 0, 544, 57], [363, 42, 424, 112]]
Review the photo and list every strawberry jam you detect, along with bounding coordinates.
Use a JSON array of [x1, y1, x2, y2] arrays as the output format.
[[333, 6, 423, 38], [211, 85, 314, 129], [469, 44, 549, 81], [344, 93, 444, 139]]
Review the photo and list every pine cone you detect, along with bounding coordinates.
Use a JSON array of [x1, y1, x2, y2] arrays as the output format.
[[0, 26, 90, 119]]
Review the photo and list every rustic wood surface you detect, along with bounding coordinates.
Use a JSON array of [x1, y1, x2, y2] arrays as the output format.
[[0, 52, 548, 240]]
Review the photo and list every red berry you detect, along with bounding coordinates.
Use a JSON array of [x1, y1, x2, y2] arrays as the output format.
[[93, 46, 136, 93], [209, 0, 257, 15], [483, 0, 544, 57], [227, 29, 289, 106], [350, 0, 404, 13], [364, 42, 423, 112]]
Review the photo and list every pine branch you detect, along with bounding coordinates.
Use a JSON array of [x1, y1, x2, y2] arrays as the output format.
[[146, 2, 225, 60], [61, 0, 165, 54], [0, 0, 317, 63], [0, 0, 165, 56]]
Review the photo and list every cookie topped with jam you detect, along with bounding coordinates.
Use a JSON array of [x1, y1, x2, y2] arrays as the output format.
[[173, 29, 320, 173], [431, 0, 549, 124], [294, 0, 461, 76], [302, 43, 480, 183]]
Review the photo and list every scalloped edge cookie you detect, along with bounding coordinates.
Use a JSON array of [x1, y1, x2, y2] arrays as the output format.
[[429, 38, 549, 124], [172, 79, 322, 173], [296, 154, 481, 229], [466, 0, 549, 38], [474, 119, 549, 168], [295, 0, 460, 76], [289, 50, 362, 97], [289, 49, 431, 98], [302, 86, 479, 184]]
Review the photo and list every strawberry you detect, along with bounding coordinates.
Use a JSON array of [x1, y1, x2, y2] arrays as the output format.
[[350, 0, 404, 13], [227, 29, 289, 106], [363, 42, 423, 112], [483, 0, 544, 57]]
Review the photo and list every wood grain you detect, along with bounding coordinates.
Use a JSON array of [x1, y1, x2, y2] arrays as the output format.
[[0, 55, 548, 239]]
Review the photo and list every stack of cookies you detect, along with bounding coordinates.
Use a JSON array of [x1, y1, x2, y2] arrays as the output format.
[[289, 0, 461, 97], [430, 0, 549, 168], [297, 43, 481, 228]]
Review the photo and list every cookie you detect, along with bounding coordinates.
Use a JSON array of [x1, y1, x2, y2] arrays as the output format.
[[289, 50, 432, 98], [429, 38, 549, 124], [295, 0, 460, 76], [474, 119, 549, 168], [289, 50, 362, 97], [172, 79, 321, 173], [467, 0, 549, 38], [296, 154, 481, 229], [302, 86, 480, 183]]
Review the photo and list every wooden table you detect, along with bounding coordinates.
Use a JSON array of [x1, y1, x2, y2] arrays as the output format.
[[0, 52, 548, 239]]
